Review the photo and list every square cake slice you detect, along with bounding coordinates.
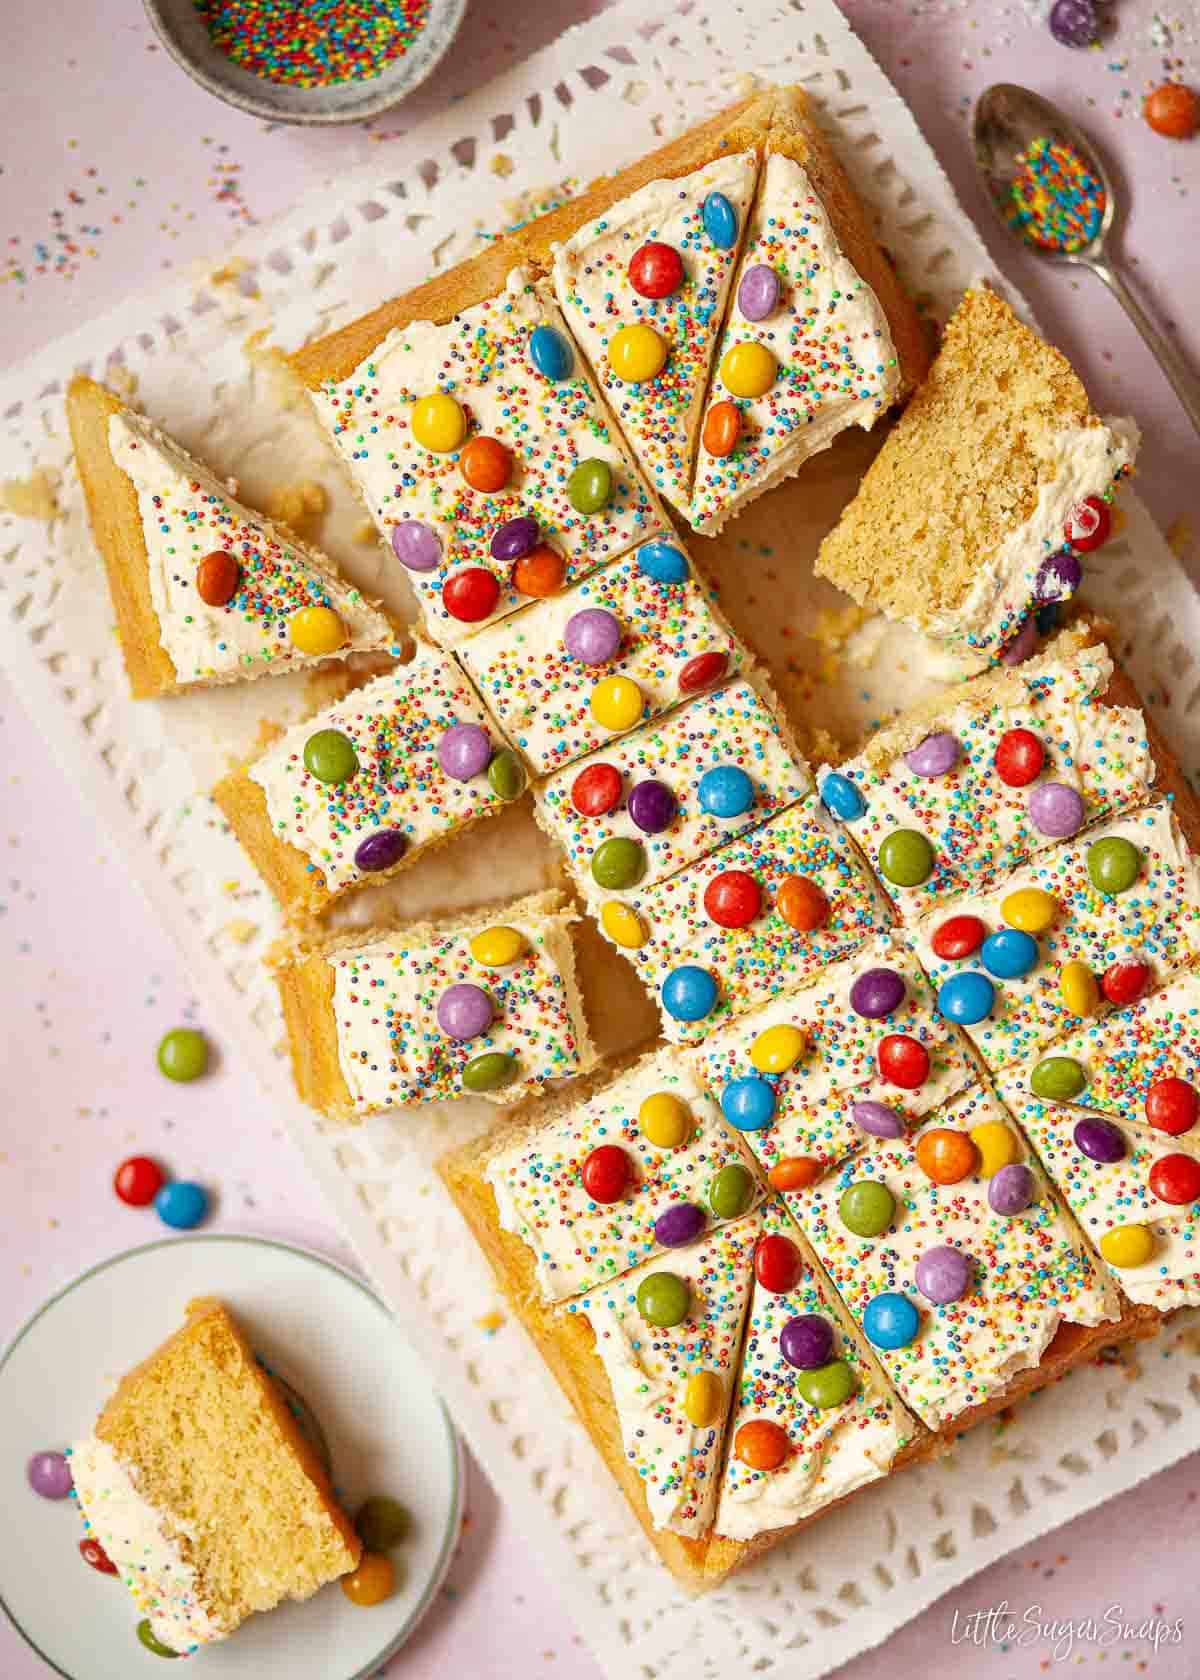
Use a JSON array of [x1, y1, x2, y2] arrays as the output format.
[[69, 1298, 359, 1654], [911, 800, 1200, 1076], [818, 631, 1155, 923], [995, 973, 1200, 1311], [534, 674, 811, 917], [273, 889, 595, 1117], [457, 538, 747, 777], [213, 642, 514, 918], [601, 795, 891, 1046], [66, 377, 397, 697], [303, 268, 658, 647], [689, 88, 929, 534], [814, 288, 1138, 666]]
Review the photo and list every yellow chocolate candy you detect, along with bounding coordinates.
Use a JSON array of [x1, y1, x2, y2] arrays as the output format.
[[590, 675, 644, 732], [608, 323, 668, 384], [411, 392, 467, 453], [600, 900, 648, 949], [288, 605, 346, 656], [683, 1370, 723, 1427], [720, 341, 776, 399], [1060, 960, 1101, 1018], [969, 1119, 1020, 1178], [469, 925, 526, 968], [1001, 887, 1058, 934], [1100, 1224, 1155, 1268], [750, 1023, 807, 1075], [639, 1092, 692, 1149]]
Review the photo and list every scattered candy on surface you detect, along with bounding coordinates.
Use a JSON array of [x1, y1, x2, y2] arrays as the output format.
[[735, 1417, 790, 1470], [737, 263, 781, 322], [768, 1156, 823, 1192], [980, 927, 1039, 980], [849, 966, 906, 1020], [600, 900, 648, 948], [636, 1270, 690, 1327], [704, 868, 762, 928], [490, 515, 539, 564], [931, 914, 986, 960], [608, 322, 668, 384], [750, 1023, 807, 1074], [914, 1244, 973, 1305], [487, 749, 526, 803], [442, 566, 500, 623], [702, 399, 741, 458], [654, 1201, 706, 1248], [113, 1155, 166, 1206], [661, 964, 718, 1023], [698, 764, 754, 819], [720, 341, 776, 400], [701, 191, 739, 250], [988, 1162, 1037, 1216], [778, 1312, 834, 1371], [1145, 82, 1200, 139], [1099, 1224, 1156, 1267], [461, 1051, 517, 1094], [628, 242, 684, 300], [341, 1551, 397, 1607], [581, 1144, 633, 1204], [1001, 887, 1058, 934], [638, 1091, 692, 1150], [626, 779, 677, 834], [589, 674, 645, 732], [512, 544, 567, 599], [903, 732, 960, 778], [1102, 957, 1150, 1006], [1064, 495, 1112, 551], [79, 1537, 118, 1575], [411, 392, 466, 454], [1087, 834, 1142, 894], [27, 1450, 72, 1500], [1060, 959, 1101, 1018], [970, 1120, 1020, 1178], [863, 1292, 920, 1349], [1145, 1077, 1199, 1136], [528, 324, 573, 382], [436, 982, 494, 1042], [937, 970, 995, 1025], [877, 1033, 930, 1090], [721, 1074, 777, 1130], [851, 1099, 906, 1139], [795, 1359, 856, 1409], [572, 762, 623, 815], [635, 539, 689, 584], [677, 650, 730, 695], [354, 828, 407, 873], [1031, 1055, 1088, 1101], [775, 874, 830, 932], [195, 549, 241, 607], [683, 1370, 723, 1427], [708, 1162, 754, 1218], [1073, 1115, 1126, 1163], [468, 925, 526, 968], [993, 728, 1045, 787], [1148, 1152, 1200, 1205], [303, 727, 359, 785], [877, 828, 935, 888], [392, 520, 440, 572], [754, 1232, 803, 1294], [154, 1180, 209, 1230], [1027, 781, 1086, 838], [136, 1619, 180, 1658], [459, 435, 512, 494], [916, 1127, 979, 1185], [567, 458, 613, 515], [591, 835, 646, 890], [437, 721, 491, 782], [156, 1027, 209, 1083], [820, 772, 865, 821], [354, 1495, 411, 1551], [838, 1180, 896, 1238]]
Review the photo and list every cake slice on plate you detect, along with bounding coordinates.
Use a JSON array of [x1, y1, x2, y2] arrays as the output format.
[[814, 288, 1138, 667], [273, 889, 595, 1117], [213, 640, 517, 919], [689, 87, 929, 533], [69, 1298, 359, 1655], [66, 377, 397, 698]]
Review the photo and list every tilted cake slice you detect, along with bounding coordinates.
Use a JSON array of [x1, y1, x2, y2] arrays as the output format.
[[69, 1298, 359, 1653], [788, 1085, 1128, 1431], [912, 800, 1200, 1076], [600, 795, 890, 1046], [817, 631, 1155, 924], [66, 378, 397, 698], [213, 642, 515, 918], [302, 268, 657, 647], [272, 889, 595, 1117], [995, 974, 1200, 1311], [481, 1047, 764, 1303], [708, 1199, 918, 1563], [689, 89, 929, 534], [814, 288, 1138, 667], [457, 538, 747, 778], [687, 932, 978, 1181], [534, 674, 811, 918]]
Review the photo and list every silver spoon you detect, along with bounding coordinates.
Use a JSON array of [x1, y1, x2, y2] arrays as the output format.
[[973, 81, 1200, 437]]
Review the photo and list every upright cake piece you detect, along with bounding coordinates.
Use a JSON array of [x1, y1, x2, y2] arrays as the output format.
[[818, 633, 1154, 923], [274, 889, 595, 1116], [534, 675, 811, 917], [689, 89, 929, 533], [458, 539, 746, 777], [302, 269, 657, 646], [996, 974, 1200, 1311], [214, 643, 516, 918], [69, 1298, 359, 1653], [66, 378, 396, 697], [814, 289, 1138, 666]]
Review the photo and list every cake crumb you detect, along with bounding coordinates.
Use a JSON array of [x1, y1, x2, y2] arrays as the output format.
[[267, 479, 328, 538], [476, 1310, 506, 1335], [811, 602, 870, 652], [490, 153, 515, 178], [107, 364, 139, 399], [1167, 515, 1193, 560], [1, 466, 60, 522], [210, 254, 258, 295], [224, 918, 258, 945], [243, 329, 308, 412]]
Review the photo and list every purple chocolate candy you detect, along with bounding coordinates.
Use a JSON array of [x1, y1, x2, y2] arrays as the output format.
[[848, 967, 906, 1020], [354, 828, 407, 874], [1027, 781, 1085, 838], [627, 779, 677, 835], [779, 1313, 835, 1371], [1000, 617, 1039, 667], [851, 1100, 907, 1139], [914, 1245, 973, 1305], [655, 1201, 706, 1248], [438, 722, 491, 782], [27, 1451, 73, 1500], [436, 982, 494, 1042], [391, 520, 441, 573], [1073, 1116, 1127, 1163], [737, 263, 781, 322], [988, 1162, 1037, 1215], [1035, 551, 1083, 604], [1049, 0, 1098, 46], [490, 515, 539, 563], [563, 607, 622, 666], [904, 732, 961, 778]]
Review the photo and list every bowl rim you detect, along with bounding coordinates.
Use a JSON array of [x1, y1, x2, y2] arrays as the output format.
[[142, 0, 468, 127]]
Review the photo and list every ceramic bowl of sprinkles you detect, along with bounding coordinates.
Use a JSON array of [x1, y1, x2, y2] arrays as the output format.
[[143, 0, 467, 124]]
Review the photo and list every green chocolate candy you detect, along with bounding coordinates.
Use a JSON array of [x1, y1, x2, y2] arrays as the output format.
[[877, 828, 935, 887], [636, 1271, 690, 1327], [487, 749, 527, 803], [136, 1621, 180, 1659], [567, 458, 613, 515], [355, 1494, 412, 1550], [156, 1027, 209, 1083], [461, 1051, 517, 1094], [795, 1358, 856, 1409], [708, 1162, 755, 1220], [1030, 1055, 1087, 1101], [1087, 836, 1141, 895], [591, 836, 646, 890], [303, 728, 359, 785], [838, 1180, 895, 1237]]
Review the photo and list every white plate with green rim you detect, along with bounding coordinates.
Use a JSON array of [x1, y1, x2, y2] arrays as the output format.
[[0, 1235, 463, 1679]]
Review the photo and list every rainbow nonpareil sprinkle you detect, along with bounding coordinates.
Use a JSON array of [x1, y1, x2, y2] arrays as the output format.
[[1005, 135, 1107, 254], [193, 0, 432, 89]]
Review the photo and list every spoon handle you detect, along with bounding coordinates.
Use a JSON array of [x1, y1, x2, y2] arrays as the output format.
[[1087, 256, 1200, 440]]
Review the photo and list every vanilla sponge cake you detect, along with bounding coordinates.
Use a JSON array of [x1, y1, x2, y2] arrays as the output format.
[[66, 377, 397, 698], [69, 1299, 359, 1653], [814, 289, 1138, 666]]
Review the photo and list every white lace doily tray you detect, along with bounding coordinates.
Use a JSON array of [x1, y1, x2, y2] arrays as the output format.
[[3, 4, 1200, 1678]]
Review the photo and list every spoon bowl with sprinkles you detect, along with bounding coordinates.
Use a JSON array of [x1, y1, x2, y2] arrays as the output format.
[[144, 0, 466, 124], [973, 82, 1200, 438]]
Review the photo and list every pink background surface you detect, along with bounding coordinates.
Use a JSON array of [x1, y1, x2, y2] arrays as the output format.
[[3, 1, 1200, 1675]]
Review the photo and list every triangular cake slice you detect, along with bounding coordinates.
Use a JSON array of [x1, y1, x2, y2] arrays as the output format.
[[708, 1200, 916, 1564], [689, 88, 929, 533], [568, 1209, 761, 1538], [66, 377, 397, 697], [551, 112, 763, 517]]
